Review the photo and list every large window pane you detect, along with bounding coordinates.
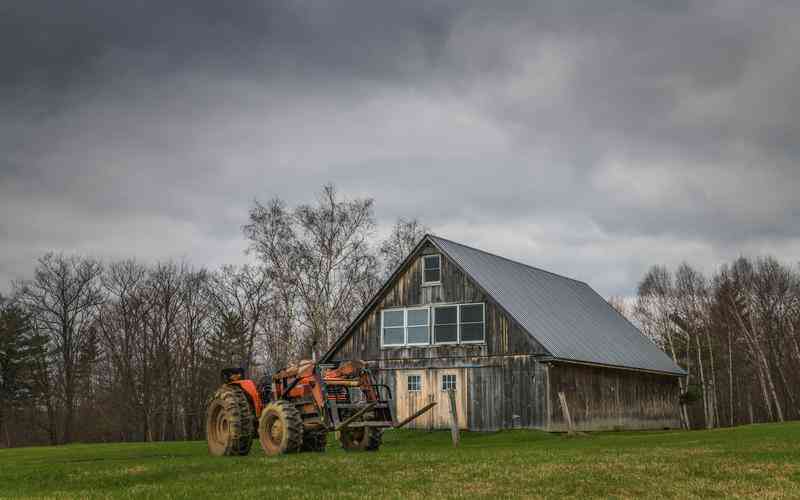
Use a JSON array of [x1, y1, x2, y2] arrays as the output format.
[[383, 327, 404, 345], [460, 304, 484, 324], [434, 306, 457, 325], [460, 323, 484, 342], [383, 310, 404, 327], [407, 325, 429, 344], [434, 324, 457, 343], [407, 308, 428, 326]]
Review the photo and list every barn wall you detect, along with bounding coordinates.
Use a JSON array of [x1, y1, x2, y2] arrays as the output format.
[[373, 354, 548, 431], [546, 362, 681, 431]]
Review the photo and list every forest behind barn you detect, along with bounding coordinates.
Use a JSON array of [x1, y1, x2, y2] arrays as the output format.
[[1, 184, 799, 447]]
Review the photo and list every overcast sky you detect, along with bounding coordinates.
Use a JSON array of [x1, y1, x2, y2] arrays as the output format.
[[2, 1, 800, 297]]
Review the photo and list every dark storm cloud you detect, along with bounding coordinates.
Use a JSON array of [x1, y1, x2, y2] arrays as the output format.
[[2, 0, 800, 296]]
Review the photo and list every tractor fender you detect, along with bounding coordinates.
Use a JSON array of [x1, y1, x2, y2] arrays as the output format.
[[229, 379, 263, 417]]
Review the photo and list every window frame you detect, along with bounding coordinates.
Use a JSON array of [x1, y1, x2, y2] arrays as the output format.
[[432, 304, 459, 345], [441, 373, 457, 392], [458, 302, 486, 344], [407, 374, 422, 393], [381, 308, 407, 347], [405, 306, 430, 346], [380, 302, 486, 348], [421, 254, 442, 286]]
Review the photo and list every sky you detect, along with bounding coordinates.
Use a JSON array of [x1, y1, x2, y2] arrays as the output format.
[[2, 1, 800, 297]]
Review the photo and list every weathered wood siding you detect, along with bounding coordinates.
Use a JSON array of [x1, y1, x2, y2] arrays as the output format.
[[373, 355, 549, 431], [546, 363, 681, 431]]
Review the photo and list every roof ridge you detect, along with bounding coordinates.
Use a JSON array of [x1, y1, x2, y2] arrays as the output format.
[[427, 234, 588, 286]]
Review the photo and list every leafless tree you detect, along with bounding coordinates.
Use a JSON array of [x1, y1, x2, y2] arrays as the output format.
[[244, 184, 378, 359], [379, 217, 429, 278], [13, 254, 105, 443]]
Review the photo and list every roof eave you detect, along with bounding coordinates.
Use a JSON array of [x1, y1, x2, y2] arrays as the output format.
[[537, 355, 687, 377]]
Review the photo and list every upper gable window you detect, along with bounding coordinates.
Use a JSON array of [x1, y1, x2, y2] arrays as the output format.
[[422, 255, 441, 285]]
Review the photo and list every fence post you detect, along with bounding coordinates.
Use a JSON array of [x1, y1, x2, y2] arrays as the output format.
[[448, 389, 460, 447]]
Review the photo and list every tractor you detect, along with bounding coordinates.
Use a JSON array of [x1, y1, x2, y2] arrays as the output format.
[[206, 360, 436, 456]]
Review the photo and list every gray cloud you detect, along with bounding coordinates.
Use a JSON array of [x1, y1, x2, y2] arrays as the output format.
[[2, 0, 800, 296]]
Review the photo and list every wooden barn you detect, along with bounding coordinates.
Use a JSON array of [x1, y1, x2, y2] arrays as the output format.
[[322, 235, 685, 432]]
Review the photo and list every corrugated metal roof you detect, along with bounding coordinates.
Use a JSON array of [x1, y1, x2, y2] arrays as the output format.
[[430, 235, 685, 375]]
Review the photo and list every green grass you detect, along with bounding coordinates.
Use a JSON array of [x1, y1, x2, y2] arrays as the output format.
[[1, 423, 799, 499]]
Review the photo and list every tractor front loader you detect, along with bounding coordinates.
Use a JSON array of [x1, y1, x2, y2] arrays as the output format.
[[206, 360, 436, 456]]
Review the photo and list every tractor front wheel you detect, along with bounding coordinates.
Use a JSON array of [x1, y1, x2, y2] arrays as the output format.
[[206, 385, 255, 456], [339, 427, 382, 451], [259, 400, 304, 455]]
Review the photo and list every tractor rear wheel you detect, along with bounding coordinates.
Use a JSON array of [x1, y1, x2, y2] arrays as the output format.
[[339, 427, 382, 451], [258, 400, 304, 455], [301, 430, 327, 452], [206, 385, 255, 456]]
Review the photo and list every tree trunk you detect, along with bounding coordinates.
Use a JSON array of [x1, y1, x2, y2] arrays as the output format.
[[664, 329, 690, 429], [695, 332, 711, 429], [755, 361, 773, 422], [728, 328, 734, 427]]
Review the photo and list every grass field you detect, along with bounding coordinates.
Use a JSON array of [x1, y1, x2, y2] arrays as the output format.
[[1, 423, 799, 499]]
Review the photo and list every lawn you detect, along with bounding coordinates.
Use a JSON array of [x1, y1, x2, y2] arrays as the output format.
[[1, 422, 799, 499]]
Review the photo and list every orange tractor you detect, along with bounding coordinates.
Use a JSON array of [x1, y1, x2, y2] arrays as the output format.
[[206, 360, 435, 456]]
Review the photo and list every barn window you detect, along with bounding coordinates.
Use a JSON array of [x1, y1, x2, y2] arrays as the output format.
[[407, 375, 422, 392], [441, 374, 456, 392], [422, 255, 441, 285], [433, 305, 458, 344], [381, 309, 405, 346], [406, 307, 430, 345], [459, 303, 485, 343]]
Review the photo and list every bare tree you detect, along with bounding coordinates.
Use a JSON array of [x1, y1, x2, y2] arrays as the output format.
[[14, 254, 105, 443], [244, 184, 378, 359], [379, 217, 429, 278], [205, 265, 271, 377]]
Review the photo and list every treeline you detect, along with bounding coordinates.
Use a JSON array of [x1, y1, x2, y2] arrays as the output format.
[[0, 185, 426, 447], [623, 257, 800, 430]]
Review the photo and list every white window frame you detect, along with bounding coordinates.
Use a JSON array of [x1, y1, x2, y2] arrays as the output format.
[[405, 306, 430, 346], [380, 302, 486, 348], [407, 374, 422, 393], [421, 254, 441, 286], [381, 308, 406, 347], [432, 304, 459, 345], [441, 373, 457, 392], [458, 303, 486, 344]]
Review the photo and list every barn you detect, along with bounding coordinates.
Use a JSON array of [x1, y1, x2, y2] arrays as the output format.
[[322, 235, 685, 431]]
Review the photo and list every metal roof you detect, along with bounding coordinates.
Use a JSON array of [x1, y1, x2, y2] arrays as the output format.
[[429, 235, 685, 376]]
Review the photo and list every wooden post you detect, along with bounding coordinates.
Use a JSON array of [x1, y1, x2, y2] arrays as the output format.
[[448, 389, 460, 447], [558, 391, 575, 435]]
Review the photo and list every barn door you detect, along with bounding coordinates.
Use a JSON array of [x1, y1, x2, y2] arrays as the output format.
[[428, 369, 468, 430], [395, 370, 434, 429]]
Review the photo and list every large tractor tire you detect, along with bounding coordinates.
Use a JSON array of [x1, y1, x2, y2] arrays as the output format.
[[206, 385, 255, 456], [301, 431, 327, 452], [339, 427, 382, 452], [259, 400, 304, 455]]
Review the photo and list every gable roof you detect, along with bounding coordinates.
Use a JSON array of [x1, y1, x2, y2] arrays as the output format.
[[324, 234, 684, 376]]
